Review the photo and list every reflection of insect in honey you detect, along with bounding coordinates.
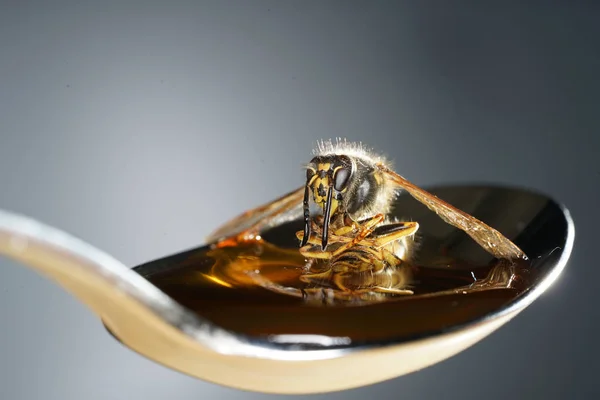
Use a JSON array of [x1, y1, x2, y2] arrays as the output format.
[[208, 139, 527, 302]]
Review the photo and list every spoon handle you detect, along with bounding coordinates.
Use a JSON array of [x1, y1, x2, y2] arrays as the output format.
[[0, 208, 247, 356], [0, 209, 175, 323]]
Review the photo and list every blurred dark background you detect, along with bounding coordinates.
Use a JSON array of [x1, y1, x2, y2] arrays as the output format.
[[0, 2, 598, 399]]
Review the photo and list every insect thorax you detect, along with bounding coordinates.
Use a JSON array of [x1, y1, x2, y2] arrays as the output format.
[[342, 157, 397, 222]]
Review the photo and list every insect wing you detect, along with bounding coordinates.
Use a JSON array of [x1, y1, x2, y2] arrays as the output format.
[[206, 186, 305, 243], [377, 164, 527, 260]]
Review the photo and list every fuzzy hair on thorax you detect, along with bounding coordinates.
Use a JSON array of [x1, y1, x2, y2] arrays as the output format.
[[311, 138, 400, 221]]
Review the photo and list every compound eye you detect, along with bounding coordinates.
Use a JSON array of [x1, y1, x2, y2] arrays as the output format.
[[333, 167, 352, 191], [306, 167, 316, 181]]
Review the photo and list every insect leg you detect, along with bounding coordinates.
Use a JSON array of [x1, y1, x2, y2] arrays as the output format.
[[370, 287, 414, 295], [369, 221, 419, 248], [299, 245, 336, 260], [296, 214, 384, 258], [331, 214, 385, 257], [332, 224, 357, 236]]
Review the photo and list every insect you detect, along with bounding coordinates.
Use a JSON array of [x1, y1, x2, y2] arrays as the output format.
[[207, 139, 527, 302]]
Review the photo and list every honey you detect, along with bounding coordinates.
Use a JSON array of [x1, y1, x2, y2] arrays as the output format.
[[134, 220, 533, 342]]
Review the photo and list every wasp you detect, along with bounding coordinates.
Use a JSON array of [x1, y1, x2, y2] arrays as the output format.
[[207, 139, 527, 302]]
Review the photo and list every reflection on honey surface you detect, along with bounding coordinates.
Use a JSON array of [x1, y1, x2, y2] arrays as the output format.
[[142, 237, 532, 342]]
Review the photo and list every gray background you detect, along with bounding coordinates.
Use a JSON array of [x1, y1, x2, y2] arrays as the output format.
[[1, 2, 598, 399]]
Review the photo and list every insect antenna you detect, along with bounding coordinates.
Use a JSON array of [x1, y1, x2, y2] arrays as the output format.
[[321, 185, 334, 250], [300, 184, 311, 247]]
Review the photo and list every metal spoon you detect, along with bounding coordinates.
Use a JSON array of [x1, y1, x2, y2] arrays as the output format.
[[0, 185, 574, 394]]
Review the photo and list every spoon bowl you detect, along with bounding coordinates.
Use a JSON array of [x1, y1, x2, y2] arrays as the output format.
[[0, 185, 574, 394]]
